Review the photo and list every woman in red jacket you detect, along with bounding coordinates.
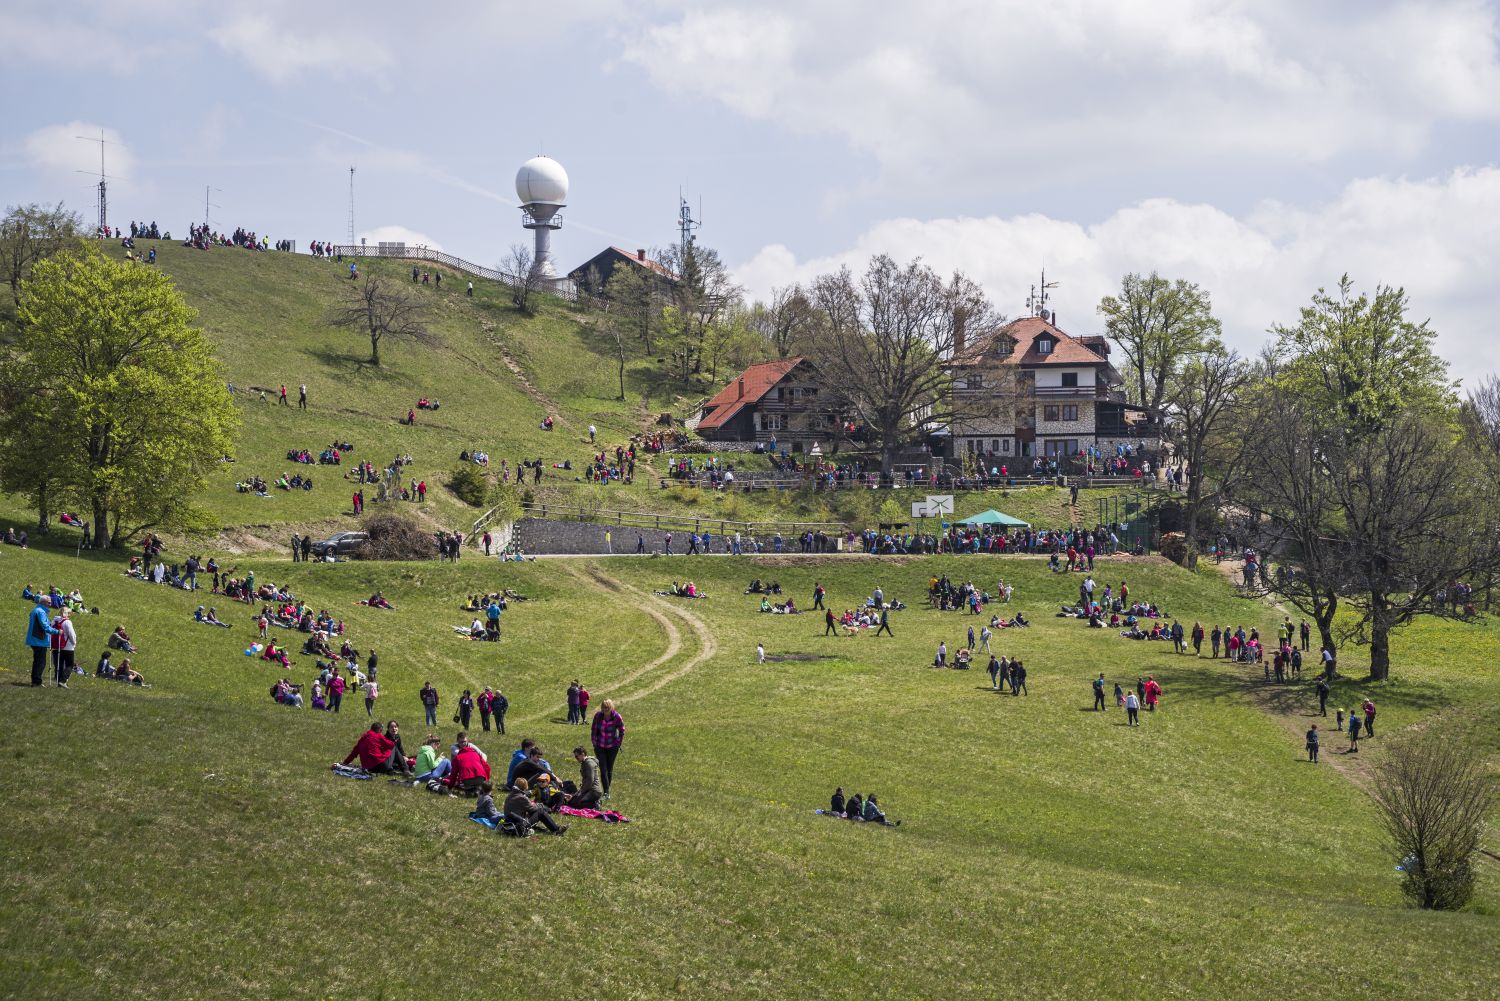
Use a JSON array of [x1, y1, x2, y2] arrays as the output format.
[[335, 722, 411, 775], [445, 732, 491, 794]]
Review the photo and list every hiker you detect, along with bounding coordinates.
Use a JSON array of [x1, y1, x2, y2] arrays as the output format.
[[591, 698, 625, 796], [1093, 673, 1107, 711], [1306, 725, 1320, 763], [420, 681, 439, 727], [26, 595, 58, 686], [1124, 689, 1140, 726], [1315, 677, 1329, 717]]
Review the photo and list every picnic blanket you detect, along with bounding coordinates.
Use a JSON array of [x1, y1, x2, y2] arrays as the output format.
[[331, 764, 373, 780], [558, 805, 631, 823]]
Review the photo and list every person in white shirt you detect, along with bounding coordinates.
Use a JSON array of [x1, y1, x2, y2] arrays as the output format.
[[756, 643, 765, 664], [56, 609, 78, 687]]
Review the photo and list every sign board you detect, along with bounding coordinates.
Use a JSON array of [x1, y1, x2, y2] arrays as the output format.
[[911, 502, 934, 518], [924, 494, 955, 516]]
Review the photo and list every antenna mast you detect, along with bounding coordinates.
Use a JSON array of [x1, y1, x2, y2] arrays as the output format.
[[677, 190, 700, 250], [203, 185, 221, 230], [1028, 267, 1060, 317], [347, 167, 356, 245], [76, 130, 111, 237]]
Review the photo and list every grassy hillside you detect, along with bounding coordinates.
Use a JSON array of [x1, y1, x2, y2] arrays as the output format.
[[1, 539, 1496, 999]]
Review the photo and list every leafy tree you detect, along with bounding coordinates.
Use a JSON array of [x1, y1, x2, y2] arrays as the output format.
[[659, 241, 742, 376], [330, 274, 430, 366], [0, 201, 82, 324], [0, 244, 238, 547], [1097, 272, 1222, 414], [601, 255, 666, 353]]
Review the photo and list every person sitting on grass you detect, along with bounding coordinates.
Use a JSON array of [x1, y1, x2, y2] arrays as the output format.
[[115, 658, 145, 685], [570, 747, 603, 809], [509, 745, 557, 789], [414, 734, 451, 783], [470, 781, 502, 824], [845, 792, 863, 820], [335, 721, 412, 776], [366, 592, 394, 609], [96, 650, 116, 678], [108, 625, 138, 652], [863, 795, 900, 827], [504, 778, 567, 836], [830, 787, 846, 817], [445, 732, 491, 795]]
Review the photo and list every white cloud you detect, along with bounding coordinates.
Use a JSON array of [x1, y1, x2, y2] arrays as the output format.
[[623, 1, 1500, 194], [732, 167, 1500, 379], [24, 121, 135, 183], [209, 12, 393, 83], [357, 225, 442, 251]]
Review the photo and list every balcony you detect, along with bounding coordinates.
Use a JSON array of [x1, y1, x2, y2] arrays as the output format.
[[1031, 384, 1119, 400]]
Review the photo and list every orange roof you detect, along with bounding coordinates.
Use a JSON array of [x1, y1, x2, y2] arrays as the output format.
[[953, 315, 1110, 367], [697, 358, 805, 431]]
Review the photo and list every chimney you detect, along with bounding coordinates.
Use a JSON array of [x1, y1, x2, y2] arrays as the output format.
[[637, 248, 646, 261], [737, 377, 745, 399]]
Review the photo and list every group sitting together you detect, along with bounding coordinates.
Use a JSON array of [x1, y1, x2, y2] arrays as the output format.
[[660, 581, 705, 599], [459, 449, 489, 466], [745, 579, 783, 595], [193, 606, 232, 628], [275, 472, 314, 491], [826, 788, 899, 826], [3, 527, 30, 547], [758, 596, 799, 614], [95, 651, 145, 685]]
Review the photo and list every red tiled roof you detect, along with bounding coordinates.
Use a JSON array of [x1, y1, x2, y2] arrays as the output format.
[[953, 316, 1110, 367], [697, 357, 804, 431], [608, 246, 674, 278]]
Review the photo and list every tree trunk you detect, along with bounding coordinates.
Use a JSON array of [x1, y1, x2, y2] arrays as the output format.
[[1369, 598, 1392, 680], [35, 482, 50, 534], [370, 331, 381, 366], [616, 353, 626, 401], [92, 499, 112, 549]]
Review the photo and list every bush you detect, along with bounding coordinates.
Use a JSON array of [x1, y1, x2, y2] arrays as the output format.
[[357, 512, 436, 561], [447, 464, 492, 507], [1158, 532, 1188, 566]]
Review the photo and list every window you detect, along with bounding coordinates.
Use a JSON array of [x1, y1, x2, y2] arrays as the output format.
[[1043, 405, 1060, 422], [1045, 439, 1078, 458], [1002, 439, 1011, 454], [1062, 405, 1078, 422], [1036, 336, 1053, 355], [991, 439, 1000, 452], [1061, 372, 1078, 387], [761, 413, 785, 431]]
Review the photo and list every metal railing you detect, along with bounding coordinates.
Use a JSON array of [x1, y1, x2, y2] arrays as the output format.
[[520, 501, 846, 536], [332, 244, 579, 302]]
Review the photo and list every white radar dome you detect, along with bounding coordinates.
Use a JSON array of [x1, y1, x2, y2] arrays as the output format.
[[516, 156, 569, 205]]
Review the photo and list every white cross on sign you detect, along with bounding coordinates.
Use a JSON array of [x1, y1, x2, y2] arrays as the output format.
[[925, 494, 955, 516]]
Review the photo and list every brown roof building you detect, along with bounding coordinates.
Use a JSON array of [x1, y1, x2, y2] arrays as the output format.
[[568, 247, 676, 295], [695, 357, 838, 451]]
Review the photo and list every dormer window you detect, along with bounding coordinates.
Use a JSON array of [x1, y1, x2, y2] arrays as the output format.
[[993, 336, 1016, 359], [1036, 335, 1054, 355]]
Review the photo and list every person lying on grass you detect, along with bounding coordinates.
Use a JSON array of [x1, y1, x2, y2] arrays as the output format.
[[194, 606, 232, 628], [335, 721, 413, 776], [364, 592, 394, 609]]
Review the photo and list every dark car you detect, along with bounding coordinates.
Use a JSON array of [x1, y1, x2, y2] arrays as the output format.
[[310, 531, 369, 559]]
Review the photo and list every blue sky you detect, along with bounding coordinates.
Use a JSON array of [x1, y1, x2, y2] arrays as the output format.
[[5, 0, 1500, 374]]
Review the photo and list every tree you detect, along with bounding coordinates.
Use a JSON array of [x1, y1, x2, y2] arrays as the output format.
[[1097, 272, 1222, 414], [1168, 346, 1249, 569], [0, 244, 239, 548], [1459, 373, 1500, 458], [750, 285, 814, 359], [659, 241, 742, 376], [805, 256, 997, 475], [595, 302, 628, 401], [330, 275, 429, 366], [502, 244, 545, 316], [0, 202, 82, 323], [1372, 731, 1495, 910], [601, 255, 666, 353]]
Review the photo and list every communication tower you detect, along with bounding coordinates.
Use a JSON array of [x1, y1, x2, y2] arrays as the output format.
[[516, 156, 569, 279]]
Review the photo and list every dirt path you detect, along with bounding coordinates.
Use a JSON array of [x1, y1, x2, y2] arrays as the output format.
[[477, 320, 568, 425], [610, 583, 718, 707]]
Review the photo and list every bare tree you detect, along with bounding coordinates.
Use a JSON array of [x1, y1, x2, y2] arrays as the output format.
[[596, 302, 628, 401], [1372, 731, 1495, 910], [1461, 373, 1500, 458], [1169, 347, 1249, 569], [659, 241, 742, 376], [330, 275, 429, 366], [751, 285, 814, 359], [806, 256, 997, 476], [503, 244, 545, 316]]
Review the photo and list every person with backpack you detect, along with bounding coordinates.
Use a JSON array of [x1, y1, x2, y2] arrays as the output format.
[[1092, 673, 1107, 711], [1347, 711, 1361, 753], [1306, 725, 1320, 763]]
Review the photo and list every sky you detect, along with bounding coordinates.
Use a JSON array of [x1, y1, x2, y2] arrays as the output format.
[[4, 0, 1500, 376]]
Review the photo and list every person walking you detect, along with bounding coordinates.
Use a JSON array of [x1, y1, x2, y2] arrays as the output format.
[[1191, 621, 1204, 655], [591, 698, 625, 797], [467, 280, 474, 297], [824, 608, 837, 636], [328, 669, 346, 714], [1124, 689, 1140, 726], [1144, 675, 1161, 712], [1315, 676, 1329, 717], [988, 655, 1001, 690], [1306, 724, 1320, 763], [1012, 660, 1027, 696], [636, 532, 646, 554], [420, 681, 439, 727], [875, 607, 893, 637], [458, 689, 474, 730], [1092, 673, 1107, 711], [364, 678, 379, 717], [1210, 625, 1221, 658], [979, 625, 992, 653], [813, 582, 825, 610], [478, 687, 495, 731], [298, 384, 307, 409]]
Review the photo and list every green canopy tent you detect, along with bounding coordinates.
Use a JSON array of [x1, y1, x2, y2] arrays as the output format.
[[954, 509, 1030, 528]]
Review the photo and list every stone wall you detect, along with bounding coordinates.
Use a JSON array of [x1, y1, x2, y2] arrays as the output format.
[[513, 518, 836, 555]]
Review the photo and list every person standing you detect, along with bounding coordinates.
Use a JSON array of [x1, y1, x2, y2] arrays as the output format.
[[636, 532, 646, 554], [988, 655, 1001, 690], [483, 531, 492, 556], [1144, 675, 1161, 712], [756, 643, 766, 664], [1191, 621, 1204, 655], [1012, 660, 1027, 696], [279, 384, 288, 405], [364, 678, 379, 717], [466, 280, 474, 297], [577, 683, 590, 724], [458, 689, 474, 730], [1300, 620, 1311, 652], [1210, 625, 1221, 658], [300, 535, 312, 562], [663, 532, 672, 555], [591, 698, 625, 796], [1306, 724, 1320, 763], [1092, 673, 1107, 711], [567, 681, 581, 725], [824, 608, 837, 636], [1347, 711, 1361, 753], [420, 681, 439, 727], [298, 384, 307, 409], [1315, 676, 1329, 717], [1124, 689, 1140, 726], [813, 582, 825, 610], [478, 687, 495, 731], [875, 607, 893, 637], [291, 533, 301, 562], [1362, 699, 1376, 738], [366, 650, 378, 683], [328, 669, 346, 714], [55, 608, 78, 687], [492, 689, 508, 735]]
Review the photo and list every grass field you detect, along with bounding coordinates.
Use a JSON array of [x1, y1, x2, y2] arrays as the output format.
[[1, 533, 1496, 999]]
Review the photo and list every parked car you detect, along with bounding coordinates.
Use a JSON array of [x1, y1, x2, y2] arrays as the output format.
[[310, 531, 369, 559]]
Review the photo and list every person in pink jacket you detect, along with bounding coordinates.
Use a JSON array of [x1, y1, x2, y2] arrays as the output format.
[[1143, 675, 1162, 712]]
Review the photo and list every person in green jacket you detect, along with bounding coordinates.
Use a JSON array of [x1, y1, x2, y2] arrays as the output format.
[[570, 746, 603, 808], [413, 734, 450, 783]]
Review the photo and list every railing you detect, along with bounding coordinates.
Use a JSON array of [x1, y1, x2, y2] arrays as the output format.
[[332, 244, 579, 302], [520, 501, 846, 536], [1032, 385, 1116, 399]]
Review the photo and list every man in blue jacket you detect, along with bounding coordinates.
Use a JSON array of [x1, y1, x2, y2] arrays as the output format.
[[26, 596, 57, 686]]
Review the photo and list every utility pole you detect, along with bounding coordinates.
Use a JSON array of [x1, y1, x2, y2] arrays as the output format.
[[678, 190, 700, 251]]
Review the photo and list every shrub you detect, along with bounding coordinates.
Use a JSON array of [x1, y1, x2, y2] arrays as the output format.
[[357, 512, 436, 561], [447, 464, 491, 507]]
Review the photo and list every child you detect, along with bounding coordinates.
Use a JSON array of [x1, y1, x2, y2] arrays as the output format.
[[1347, 712, 1361, 753], [1114, 683, 1124, 707], [756, 643, 765, 664], [471, 781, 501, 822]]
